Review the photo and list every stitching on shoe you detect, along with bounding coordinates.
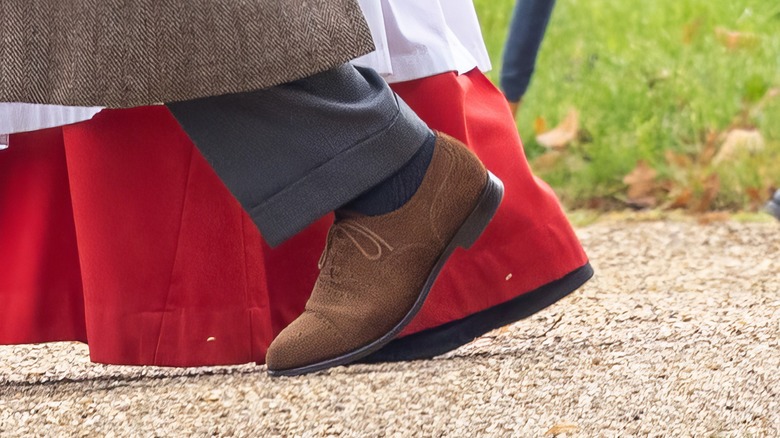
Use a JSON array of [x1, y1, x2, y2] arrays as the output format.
[[429, 144, 456, 244], [319, 221, 393, 268]]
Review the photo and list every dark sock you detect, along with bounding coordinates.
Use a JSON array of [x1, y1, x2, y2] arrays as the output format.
[[344, 133, 436, 216]]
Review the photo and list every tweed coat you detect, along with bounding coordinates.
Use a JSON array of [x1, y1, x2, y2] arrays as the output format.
[[1, 0, 374, 107]]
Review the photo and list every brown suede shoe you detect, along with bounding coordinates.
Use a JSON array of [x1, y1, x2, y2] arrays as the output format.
[[266, 133, 504, 376]]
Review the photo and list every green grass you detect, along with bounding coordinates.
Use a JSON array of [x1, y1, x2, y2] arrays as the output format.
[[474, 0, 780, 210]]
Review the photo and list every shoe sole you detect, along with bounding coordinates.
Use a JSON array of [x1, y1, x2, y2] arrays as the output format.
[[360, 262, 593, 363], [267, 171, 505, 377]]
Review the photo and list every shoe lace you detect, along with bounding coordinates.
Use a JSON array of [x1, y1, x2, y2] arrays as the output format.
[[318, 221, 394, 269]]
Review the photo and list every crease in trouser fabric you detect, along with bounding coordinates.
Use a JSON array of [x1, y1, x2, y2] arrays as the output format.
[[167, 64, 432, 247]]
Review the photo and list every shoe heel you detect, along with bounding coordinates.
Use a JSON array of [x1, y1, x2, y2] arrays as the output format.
[[456, 171, 505, 250]]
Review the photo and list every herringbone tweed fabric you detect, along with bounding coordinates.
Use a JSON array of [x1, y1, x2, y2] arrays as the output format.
[[1, 0, 374, 107]]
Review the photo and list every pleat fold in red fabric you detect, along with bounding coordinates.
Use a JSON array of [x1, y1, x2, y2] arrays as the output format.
[[0, 128, 87, 345]]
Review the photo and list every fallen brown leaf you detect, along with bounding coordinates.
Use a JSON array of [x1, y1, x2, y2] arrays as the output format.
[[715, 27, 760, 50], [532, 151, 563, 172], [692, 173, 721, 213], [495, 326, 511, 335], [534, 116, 548, 136], [682, 18, 703, 44], [746, 187, 764, 211], [536, 109, 579, 149], [664, 150, 693, 169], [745, 187, 762, 203], [546, 422, 579, 436], [623, 160, 659, 201], [667, 187, 693, 209]]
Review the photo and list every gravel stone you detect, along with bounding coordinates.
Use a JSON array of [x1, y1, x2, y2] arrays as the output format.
[[1, 218, 779, 437]]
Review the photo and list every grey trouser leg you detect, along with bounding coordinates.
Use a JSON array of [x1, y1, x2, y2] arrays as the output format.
[[167, 64, 432, 247]]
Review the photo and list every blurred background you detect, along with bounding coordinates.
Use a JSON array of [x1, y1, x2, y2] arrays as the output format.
[[475, 0, 780, 214]]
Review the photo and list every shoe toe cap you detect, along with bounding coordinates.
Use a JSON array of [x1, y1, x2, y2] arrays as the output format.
[[266, 311, 354, 373]]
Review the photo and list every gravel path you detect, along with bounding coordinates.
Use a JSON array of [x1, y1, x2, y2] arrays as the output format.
[[2, 218, 779, 437]]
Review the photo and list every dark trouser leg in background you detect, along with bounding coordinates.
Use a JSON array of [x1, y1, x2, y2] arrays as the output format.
[[167, 64, 432, 247], [500, 0, 557, 104]]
